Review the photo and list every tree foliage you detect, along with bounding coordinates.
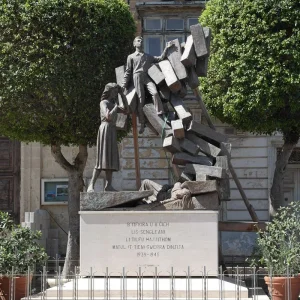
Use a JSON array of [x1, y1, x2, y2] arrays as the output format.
[[199, 0, 300, 138], [0, 0, 135, 145]]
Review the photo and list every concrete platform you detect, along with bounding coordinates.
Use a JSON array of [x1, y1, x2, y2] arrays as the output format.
[[22, 277, 250, 299]]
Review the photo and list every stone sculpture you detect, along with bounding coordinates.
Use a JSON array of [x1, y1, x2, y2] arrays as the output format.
[[87, 83, 129, 192], [122, 36, 174, 134]]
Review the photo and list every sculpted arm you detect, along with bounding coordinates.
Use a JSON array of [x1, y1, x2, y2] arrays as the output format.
[[122, 55, 132, 89], [154, 41, 175, 62], [100, 101, 118, 122]]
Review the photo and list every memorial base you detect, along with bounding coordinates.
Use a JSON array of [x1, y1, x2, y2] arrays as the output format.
[[80, 210, 218, 276]]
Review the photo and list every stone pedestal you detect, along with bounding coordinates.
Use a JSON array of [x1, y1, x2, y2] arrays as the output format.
[[80, 210, 218, 276]]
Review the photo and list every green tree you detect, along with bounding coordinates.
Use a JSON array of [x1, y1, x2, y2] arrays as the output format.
[[0, 0, 135, 274], [199, 0, 300, 216]]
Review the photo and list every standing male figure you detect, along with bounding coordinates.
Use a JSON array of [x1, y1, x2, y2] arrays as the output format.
[[122, 36, 174, 134]]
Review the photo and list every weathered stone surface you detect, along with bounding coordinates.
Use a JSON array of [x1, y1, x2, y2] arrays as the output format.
[[115, 65, 126, 106], [215, 156, 231, 201], [179, 171, 194, 183], [203, 27, 212, 55], [143, 104, 172, 137], [195, 57, 209, 77], [126, 85, 137, 112], [181, 35, 197, 67], [116, 113, 128, 130], [171, 119, 185, 139], [186, 67, 200, 89], [186, 132, 221, 157], [185, 164, 225, 179], [167, 39, 187, 80], [178, 80, 187, 98], [182, 180, 218, 195], [172, 152, 213, 166], [163, 136, 181, 154], [158, 83, 171, 100], [170, 94, 193, 124], [80, 191, 153, 210], [220, 142, 232, 156], [188, 121, 227, 145], [190, 24, 208, 58], [180, 139, 199, 156], [196, 173, 208, 181], [192, 192, 219, 210], [195, 27, 211, 77], [159, 60, 182, 93], [148, 64, 165, 85]]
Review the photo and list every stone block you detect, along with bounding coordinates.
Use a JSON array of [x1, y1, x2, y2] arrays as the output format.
[[171, 119, 185, 139], [186, 132, 221, 157], [170, 94, 193, 124], [196, 57, 209, 77], [196, 173, 208, 181], [158, 83, 171, 100], [47, 238, 59, 258], [179, 171, 195, 183], [215, 156, 231, 201], [159, 60, 182, 93], [182, 180, 218, 195], [184, 164, 225, 179], [116, 113, 128, 131], [220, 142, 232, 156], [186, 67, 200, 89], [126, 85, 137, 112], [181, 35, 197, 67], [148, 64, 165, 85], [178, 80, 187, 98], [188, 121, 227, 145], [80, 191, 154, 211], [143, 104, 172, 137], [192, 192, 219, 210], [190, 24, 208, 58], [163, 136, 181, 154], [167, 39, 187, 80], [195, 27, 211, 77], [172, 152, 213, 166], [115, 65, 125, 105], [180, 139, 199, 156]]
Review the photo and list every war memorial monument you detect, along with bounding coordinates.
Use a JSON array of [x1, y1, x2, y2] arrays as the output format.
[[79, 23, 231, 276]]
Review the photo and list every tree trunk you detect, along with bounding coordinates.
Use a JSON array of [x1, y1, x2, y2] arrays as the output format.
[[270, 131, 299, 217], [51, 144, 88, 276]]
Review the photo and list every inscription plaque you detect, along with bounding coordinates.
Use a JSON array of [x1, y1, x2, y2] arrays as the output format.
[[80, 211, 218, 276]]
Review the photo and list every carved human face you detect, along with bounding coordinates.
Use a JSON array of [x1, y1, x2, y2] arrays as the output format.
[[133, 37, 143, 50], [109, 87, 118, 100]]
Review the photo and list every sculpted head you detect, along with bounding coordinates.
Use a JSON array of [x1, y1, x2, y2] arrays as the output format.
[[133, 36, 143, 50], [101, 83, 119, 101]]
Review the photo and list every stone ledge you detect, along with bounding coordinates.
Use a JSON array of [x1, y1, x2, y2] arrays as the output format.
[[80, 191, 153, 211]]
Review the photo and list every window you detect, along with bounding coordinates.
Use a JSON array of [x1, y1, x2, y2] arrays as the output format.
[[144, 18, 162, 31], [144, 36, 162, 56], [187, 18, 198, 29], [143, 16, 199, 56], [166, 18, 184, 30]]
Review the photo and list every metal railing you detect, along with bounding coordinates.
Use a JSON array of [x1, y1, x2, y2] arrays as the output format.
[[1, 261, 299, 300]]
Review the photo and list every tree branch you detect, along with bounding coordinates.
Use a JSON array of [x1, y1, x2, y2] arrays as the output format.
[[51, 144, 74, 173], [74, 144, 88, 172]]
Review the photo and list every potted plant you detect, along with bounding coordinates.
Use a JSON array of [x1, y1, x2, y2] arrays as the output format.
[[0, 211, 48, 300], [252, 202, 300, 300]]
